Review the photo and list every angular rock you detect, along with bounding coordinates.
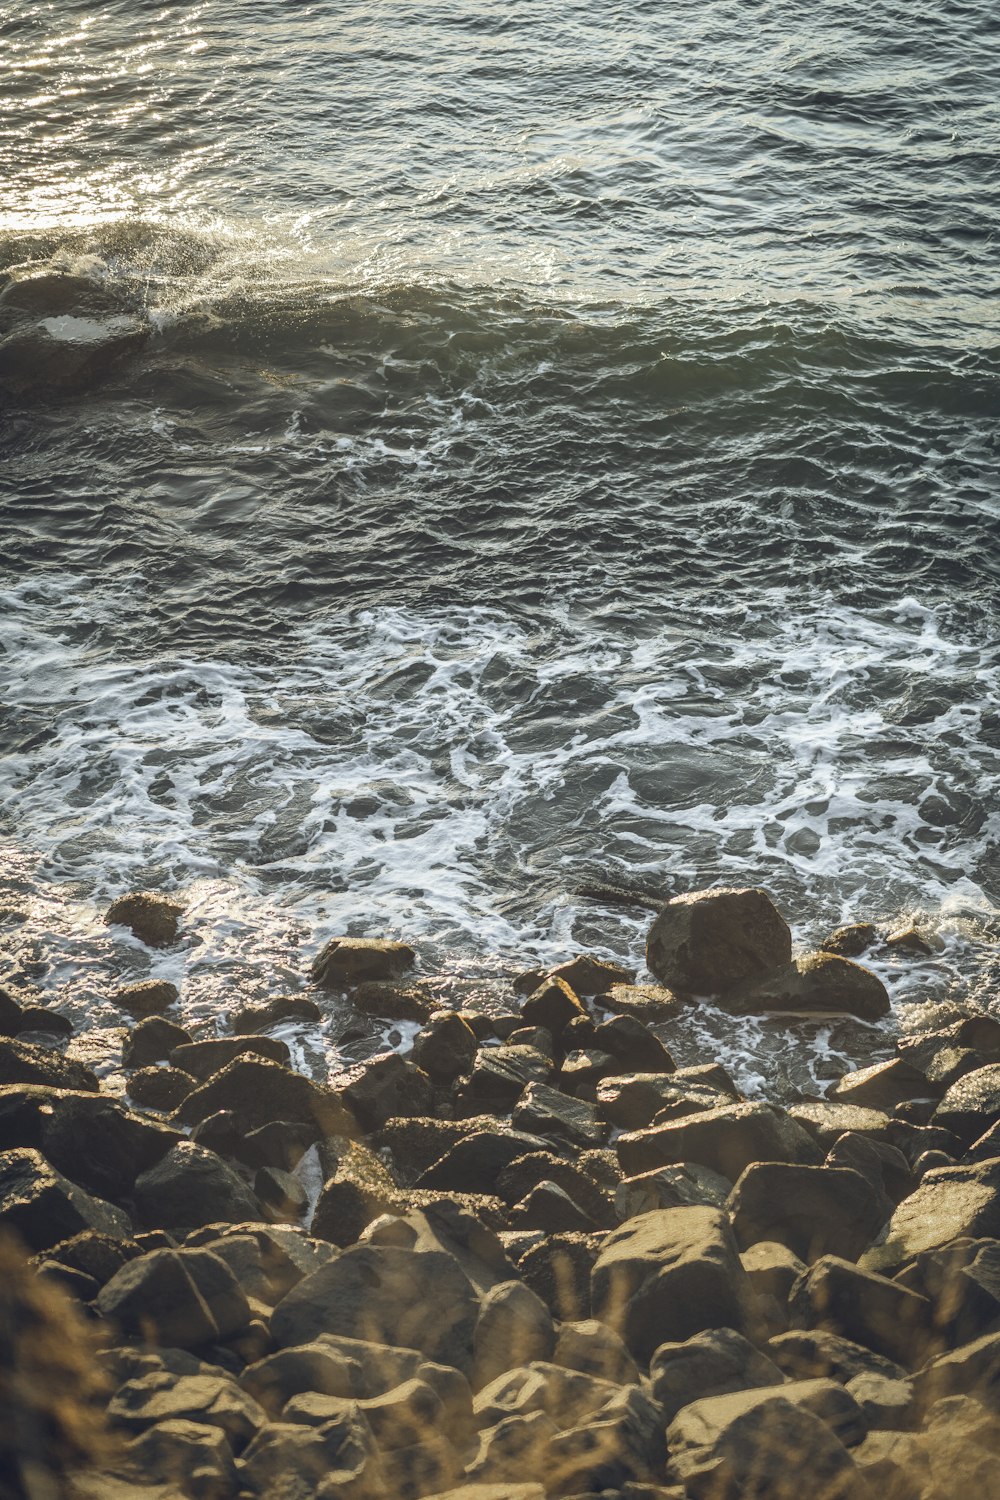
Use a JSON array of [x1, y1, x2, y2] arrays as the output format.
[[741, 1240, 807, 1313], [455, 1045, 552, 1114], [311, 936, 416, 988], [465, 1409, 558, 1486], [820, 924, 878, 959], [552, 1318, 639, 1385], [128, 1065, 197, 1111], [123, 1016, 192, 1068], [592, 1014, 676, 1072], [518, 1232, 600, 1322], [617, 1101, 822, 1181], [725, 953, 890, 1021], [105, 892, 184, 947], [238, 1413, 383, 1498], [418, 1130, 555, 1194], [132, 1142, 261, 1231], [646, 887, 792, 994], [0, 1036, 99, 1092], [933, 1064, 1000, 1146], [232, 994, 323, 1033], [337, 1052, 434, 1132], [98, 1245, 251, 1345], [19, 1006, 72, 1037], [312, 1136, 404, 1246], [601, 982, 684, 1021], [768, 1329, 910, 1385], [789, 1101, 893, 1150], [519, 978, 587, 1036], [113, 980, 179, 1017], [109, 1371, 265, 1451], [511, 1081, 605, 1149], [473, 1280, 556, 1389], [413, 1012, 478, 1083], [271, 1245, 480, 1375], [913, 1330, 1000, 1409], [173, 1057, 350, 1137], [0, 1145, 131, 1250], [352, 980, 436, 1022], [828, 1058, 936, 1113], [650, 1327, 786, 1423], [256, 1165, 308, 1221], [509, 1180, 597, 1234], [597, 1074, 722, 1132], [123, 1419, 238, 1499], [169, 1036, 290, 1080], [825, 1133, 914, 1206], [615, 1162, 733, 1219], [728, 1162, 890, 1263], [0, 986, 24, 1036], [789, 1255, 932, 1367], [862, 1157, 1000, 1277], [496, 1151, 615, 1228], [591, 1206, 759, 1363]]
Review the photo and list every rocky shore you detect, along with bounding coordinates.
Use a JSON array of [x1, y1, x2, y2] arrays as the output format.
[[3, 885, 1000, 1500]]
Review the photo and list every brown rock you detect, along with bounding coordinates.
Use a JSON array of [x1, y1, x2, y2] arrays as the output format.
[[646, 887, 791, 994], [112, 980, 179, 1017], [311, 937, 416, 989], [724, 952, 890, 1021], [105, 893, 183, 947]]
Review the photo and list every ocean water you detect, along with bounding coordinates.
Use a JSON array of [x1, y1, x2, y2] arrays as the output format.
[[1, 0, 999, 1093]]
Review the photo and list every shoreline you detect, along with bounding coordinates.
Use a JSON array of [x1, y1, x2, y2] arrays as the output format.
[[2, 884, 1000, 1497]]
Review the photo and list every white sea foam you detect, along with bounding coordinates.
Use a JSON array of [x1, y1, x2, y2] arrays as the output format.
[[1, 571, 997, 1092]]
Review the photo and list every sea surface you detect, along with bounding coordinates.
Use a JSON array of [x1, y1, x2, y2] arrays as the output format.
[[1, 0, 999, 1093]]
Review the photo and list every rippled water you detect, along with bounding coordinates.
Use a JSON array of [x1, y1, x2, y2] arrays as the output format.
[[1, 1, 998, 1091]]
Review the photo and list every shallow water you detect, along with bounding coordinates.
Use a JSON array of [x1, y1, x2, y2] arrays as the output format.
[[1, 1, 998, 1092]]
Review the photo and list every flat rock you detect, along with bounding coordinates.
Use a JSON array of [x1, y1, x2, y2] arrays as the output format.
[[827, 1058, 936, 1113], [724, 952, 890, 1021]]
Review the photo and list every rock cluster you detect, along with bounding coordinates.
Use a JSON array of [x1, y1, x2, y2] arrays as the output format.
[[1, 886, 999, 1498]]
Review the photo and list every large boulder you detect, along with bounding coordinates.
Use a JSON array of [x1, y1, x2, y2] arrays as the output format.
[[311, 936, 416, 988], [132, 1142, 261, 1231], [724, 953, 890, 1021], [646, 887, 791, 994], [105, 892, 183, 947], [789, 1255, 932, 1368], [455, 1045, 553, 1114], [728, 1163, 890, 1263], [98, 1246, 251, 1346], [933, 1064, 1000, 1146], [270, 1245, 480, 1376], [650, 1327, 785, 1423], [473, 1281, 556, 1389], [862, 1158, 1000, 1277], [0, 1037, 99, 1092], [336, 1053, 434, 1133], [617, 1101, 822, 1181], [590, 1206, 760, 1363], [173, 1057, 349, 1137], [0, 1145, 131, 1251], [827, 1058, 935, 1113]]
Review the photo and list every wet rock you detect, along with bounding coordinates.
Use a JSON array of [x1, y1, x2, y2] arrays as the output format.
[[335, 1051, 433, 1132], [473, 1280, 556, 1389], [518, 1232, 600, 1321], [113, 980, 179, 1017], [351, 980, 437, 1022], [105, 892, 184, 948], [617, 1100, 821, 1181], [133, 1142, 261, 1231], [666, 1384, 868, 1500], [862, 1157, 1000, 1277], [517, 955, 635, 997], [312, 1136, 404, 1246], [311, 936, 416, 988], [820, 924, 878, 958], [597, 1074, 721, 1131], [98, 1245, 251, 1347], [0, 1036, 99, 1092], [18, 1005, 73, 1037], [256, 1165, 308, 1221], [109, 1370, 265, 1451], [728, 1162, 890, 1263], [455, 1044, 552, 1114], [646, 886, 792, 994], [827, 1057, 936, 1112], [413, 1011, 479, 1082], [615, 1162, 733, 1219], [506, 1025, 556, 1057], [174, 1057, 350, 1138], [933, 1063, 1000, 1146], [418, 1130, 556, 1195], [592, 1014, 676, 1072], [123, 1419, 238, 1500], [885, 924, 936, 956], [123, 1016, 192, 1067], [601, 982, 684, 1021], [0, 310, 150, 396], [558, 1047, 618, 1092], [271, 1245, 481, 1376], [0, 1145, 131, 1250], [128, 1065, 198, 1111], [789, 1255, 931, 1367], [788, 1101, 893, 1150], [169, 1036, 290, 1079], [724, 953, 890, 1021], [591, 1206, 759, 1363], [520, 978, 587, 1036], [512, 1081, 605, 1149], [0, 986, 24, 1036], [650, 1327, 785, 1423], [232, 994, 323, 1033]]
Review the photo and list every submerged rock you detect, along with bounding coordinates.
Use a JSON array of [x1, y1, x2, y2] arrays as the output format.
[[105, 892, 183, 947], [311, 937, 416, 989]]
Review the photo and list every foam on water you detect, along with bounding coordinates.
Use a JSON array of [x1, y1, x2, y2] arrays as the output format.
[[1, 568, 997, 1092]]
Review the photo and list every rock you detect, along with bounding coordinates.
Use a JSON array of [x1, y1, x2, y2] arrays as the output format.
[[918, 1394, 1000, 1500], [497, 1152, 615, 1228], [519, 978, 587, 1036], [169, 1036, 290, 1079], [128, 1066, 197, 1110], [518, 1232, 600, 1321], [473, 1361, 624, 1430], [123, 1017, 192, 1068], [123, 1419, 238, 1500], [413, 1012, 479, 1083], [615, 1162, 733, 1219], [789, 1255, 931, 1367], [913, 1330, 1000, 1409], [256, 1165, 308, 1221], [18, 1006, 73, 1037], [352, 980, 436, 1022], [597, 1074, 721, 1131], [41, 1228, 139, 1288], [788, 1101, 893, 1150], [312, 1136, 404, 1246], [511, 1081, 605, 1149], [336, 1052, 434, 1132], [506, 1026, 556, 1057], [0, 986, 24, 1036], [531, 956, 636, 996], [552, 1318, 639, 1385], [455, 1045, 552, 1114], [933, 1064, 1000, 1146], [617, 1101, 821, 1181], [666, 1385, 868, 1499], [885, 924, 935, 955], [271, 1245, 481, 1375], [825, 1133, 914, 1206], [650, 1328, 785, 1423], [728, 1162, 890, 1263], [474, 1280, 556, 1388], [820, 924, 878, 958], [173, 1057, 350, 1138], [846, 1370, 915, 1431], [509, 1180, 597, 1233], [132, 1142, 261, 1231], [243, 1119, 316, 1173], [592, 1014, 676, 1072], [375, 1117, 491, 1182], [237, 1413, 383, 1498], [851, 1430, 929, 1500], [98, 1245, 251, 1346], [862, 1158, 1000, 1277], [725, 953, 890, 1021], [105, 892, 184, 947], [197, 1228, 314, 1306], [646, 887, 792, 994], [232, 994, 323, 1033], [768, 1329, 910, 1385], [415, 1487, 544, 1500], [0, 1036, 99, 1092], [545, 1386, 665, 1495], [591, 1206, 759, 1363], [311, 936, 416, 988], [828, 1058, 936, 1113], [465, 1409, 558, 1485], [601, 982, 684, 1022], [418, 1131, 555, 1194], [741, 1240, 807, 1309], [109, 1371, 265, 1451], [113, 980, 179, 1017], [0, 1145, 131, 1250]]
